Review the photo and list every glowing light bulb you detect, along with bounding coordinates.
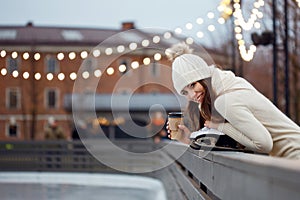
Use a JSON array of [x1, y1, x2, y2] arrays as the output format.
[[58, 73, 65, 81], [23, 52, 30, 60], [153, 36, 160, 43], [11, 52, 18, 59], [81, 51, 88, 59], [186, 37, 194, 45], [1, 68, 7, 75], [117, 45, 125, 53], [94, 69, 102, 77], [196, 18, 204, 24], [107, 67, 114, 75], [70, 72, 77, 80], [207, 12, 215, 19], [82, 71, 90, 79], [175, 28, 182, 34], [46, 73, 54, 81], [119, 64, 127, 73], [105, 48, 113, 55], [185, 23, 193, 30], [23, 72, 29, 79], [57, 53, 64, 60], [0, 50, 6, 57], [163, 32, 171, 39], [197, 31, 204, 38], [92, 49, 101, 57], [208, 25, 215, 32], [143, 57, 151, 65], [131, 61, 139, 69], [34, 53, 41, 61], [35, 73, 41, 80], [154, 53, 161, 61], [129, 43, 137, 50], [68, 52, 76, 60], [12, 70, 19, 78], [218, 18, 225, 24], [142, 40, 150, 47]]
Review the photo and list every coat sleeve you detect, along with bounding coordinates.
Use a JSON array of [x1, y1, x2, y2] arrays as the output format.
[[214, 96, 273, 154], [216, 122, 272, 153]]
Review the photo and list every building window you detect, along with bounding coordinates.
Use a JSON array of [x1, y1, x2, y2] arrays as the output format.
[[84, 59, 93, 72], [6, 117, 18, 137], [45, 88, 59, 109], [118, 59, 131, 76], [8, 124, 18, 137], [6, 88, 20, 109], [117, 88, 132, 94], [118, 60, 129, 75], [61, 30, 83, 41], [151, 61, 160, 77], [150, 89, 160, 94], [82, 58, 97, 73], [46, 56, 59, 73], [7, 57, 19, 73]]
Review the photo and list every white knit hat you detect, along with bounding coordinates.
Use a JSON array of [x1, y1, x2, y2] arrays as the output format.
[[172, 54, 214, 95]]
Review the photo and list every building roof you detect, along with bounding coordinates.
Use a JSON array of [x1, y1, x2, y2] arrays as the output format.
[[0, 24, 123, 46], [65, 93, 187, 112], [0, 22, 182, 49], [0, 22, 226, 62]]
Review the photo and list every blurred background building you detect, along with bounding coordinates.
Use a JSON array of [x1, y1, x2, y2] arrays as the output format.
[[0, 21, 229, 141], [1, 0, 300, 141]]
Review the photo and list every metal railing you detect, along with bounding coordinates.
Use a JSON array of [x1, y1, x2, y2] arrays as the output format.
[[164, 145, 300, 200], [0, 140, 204, 200], [1, 140, 299, 200], [0, 140, 111, 172]]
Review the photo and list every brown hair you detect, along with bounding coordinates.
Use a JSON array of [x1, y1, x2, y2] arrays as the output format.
[[184, 78, 224, 131]]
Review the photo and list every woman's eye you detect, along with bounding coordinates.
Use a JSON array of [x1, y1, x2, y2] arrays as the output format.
[[189, 83, 196, 88], [181, 91, 187, 95]]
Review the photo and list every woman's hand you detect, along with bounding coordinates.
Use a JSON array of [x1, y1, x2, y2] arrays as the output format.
[[166, 121, 174, 139], [204, 120, 219, 129], [166, 121, 191, 144]]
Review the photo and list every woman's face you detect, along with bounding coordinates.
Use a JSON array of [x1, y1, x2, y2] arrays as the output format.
[[181, 82, 206, 104]]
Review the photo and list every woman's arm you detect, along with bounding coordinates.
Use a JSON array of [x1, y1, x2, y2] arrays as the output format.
[[217, 122, 267, 152], [205, 120, 272, 153], [213, 95, 273, 153], [177, 125, 192, 144]]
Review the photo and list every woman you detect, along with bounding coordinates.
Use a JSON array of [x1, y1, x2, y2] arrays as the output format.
[[166, 42, 300, 159]]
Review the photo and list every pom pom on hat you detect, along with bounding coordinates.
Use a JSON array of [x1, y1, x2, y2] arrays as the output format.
[[165, 42, 193, 61], [166, 43, 214, 95]]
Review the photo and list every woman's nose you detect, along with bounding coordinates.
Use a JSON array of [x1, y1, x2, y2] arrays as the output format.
[[188, 90, 196, 100]]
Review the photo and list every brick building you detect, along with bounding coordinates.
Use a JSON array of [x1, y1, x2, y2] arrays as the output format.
[[0, 22, 228, 141]]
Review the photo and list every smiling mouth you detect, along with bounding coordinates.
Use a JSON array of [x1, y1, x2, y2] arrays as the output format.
[[196, 93, 204, 103], [194, 96, 201, 103]]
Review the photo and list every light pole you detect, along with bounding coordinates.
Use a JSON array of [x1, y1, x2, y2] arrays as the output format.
[[272, 0, 278, 106], [230, 7, 236, 73], [251, 0, 279, 107], [284, 0, 290, 116]]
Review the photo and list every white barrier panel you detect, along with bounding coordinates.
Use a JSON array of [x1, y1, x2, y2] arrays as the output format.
[[165, 144, 300, 200]]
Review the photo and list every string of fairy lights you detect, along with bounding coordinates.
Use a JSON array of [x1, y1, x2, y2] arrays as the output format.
[[2, 0, 296, 80], [0, 46, 165, 81], [220, 0, 299, 61], [218, 0, 265, 61]]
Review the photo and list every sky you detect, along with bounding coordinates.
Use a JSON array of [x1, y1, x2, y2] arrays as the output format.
[[0, 0, 227, 47], [1, 0, 219, 29]]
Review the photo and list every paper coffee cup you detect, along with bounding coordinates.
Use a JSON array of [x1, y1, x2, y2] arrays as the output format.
[[168, 112, 183, 140]]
